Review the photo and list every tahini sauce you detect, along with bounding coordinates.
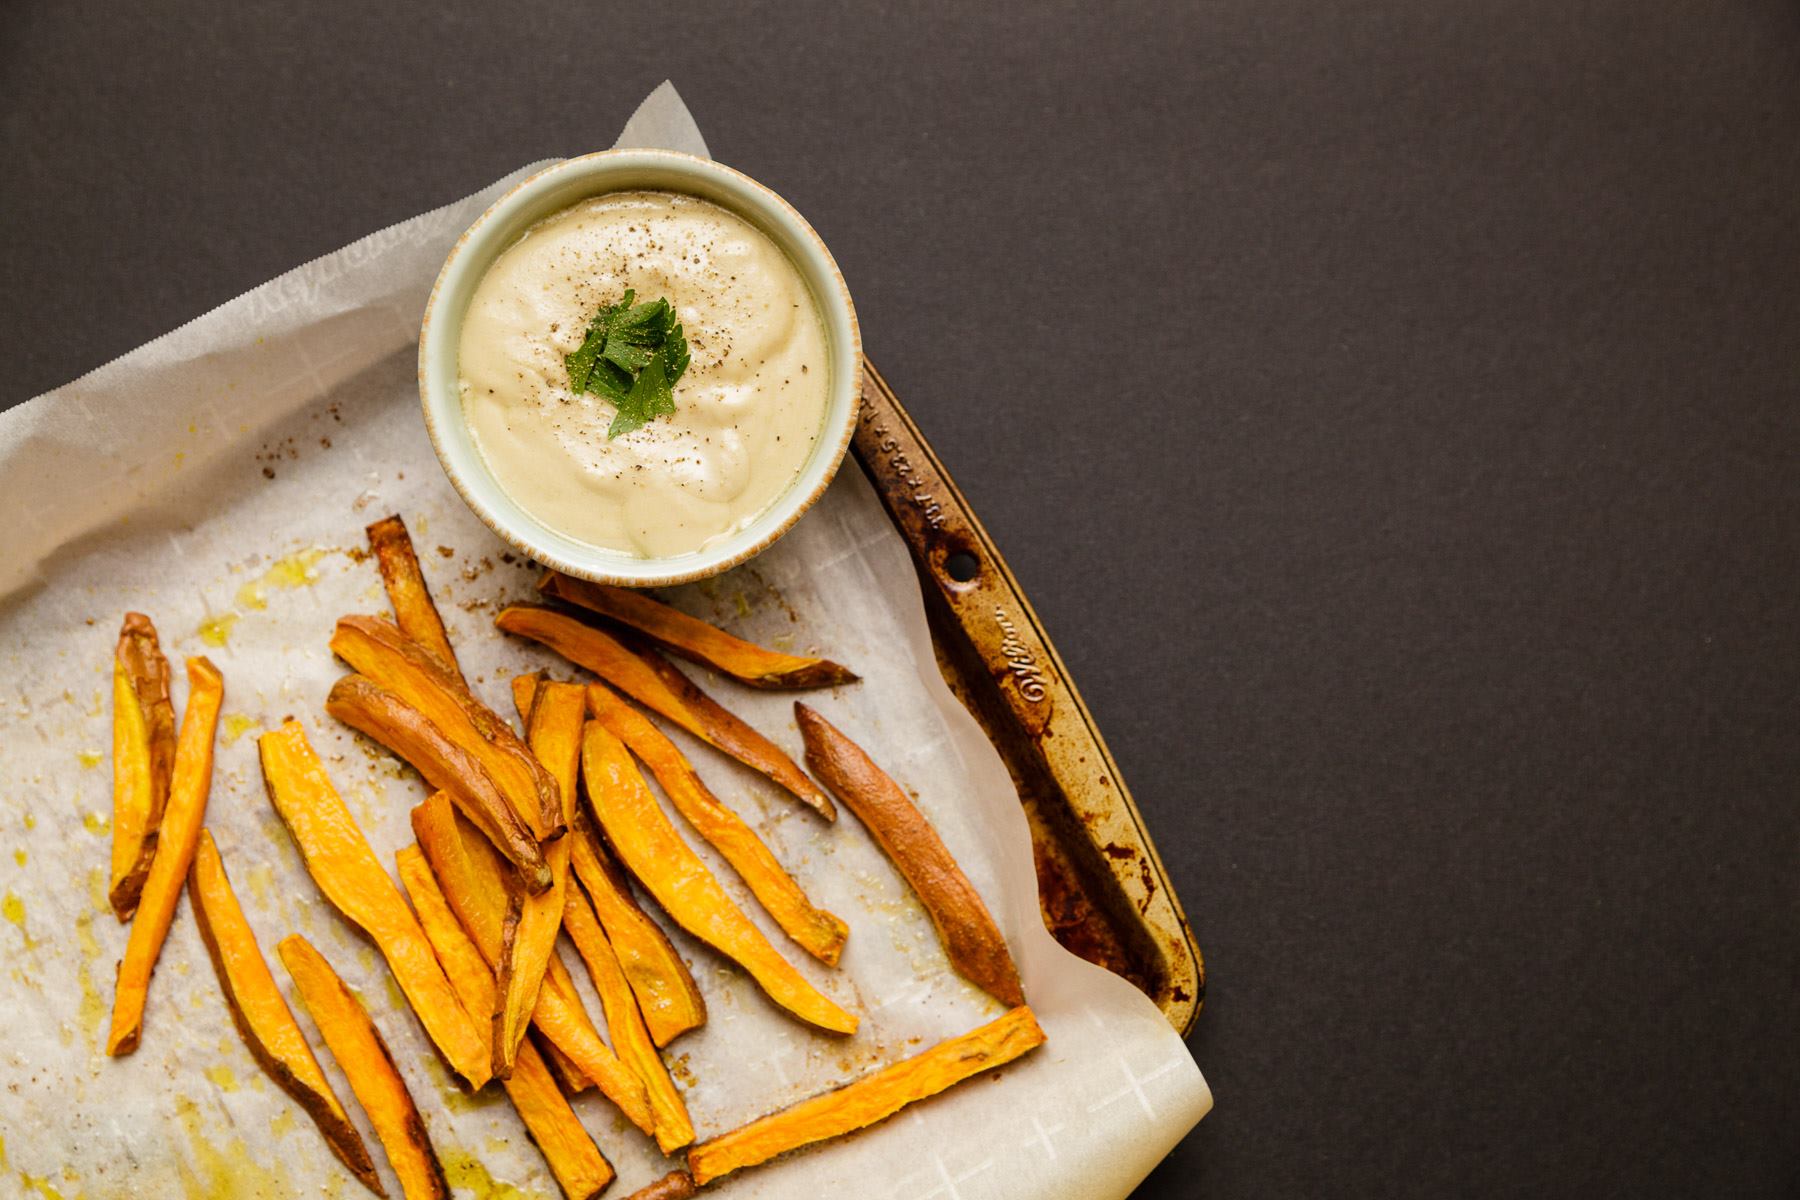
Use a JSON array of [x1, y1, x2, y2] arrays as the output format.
[[458, 191, 829, 558]]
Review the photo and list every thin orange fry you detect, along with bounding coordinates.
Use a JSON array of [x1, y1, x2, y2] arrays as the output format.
[[395, 847, 496, 1033], [796, 704, 1024, 1007], [332, 615, 562, 841], [687, 1007, 1047, 1186], [503, 1040, 615, 1200], [510, 672, 544, 726], [540, 572, 858, 690], [410, 793, 654, 1135], [566, 822, 706, 1048], [107, 655, 223, 1056], [366, 515, 463, 685], [495, 678, 585, 1077], [588, 682, 847, 966], [580, 722, 856, 1035], [397, 847, 613, 1200], [258, 721, 491, 1088], [495, 604, 835, 819], [279, 935, 450, 1200], [109, 613, 175, 920], [562, 884, 694, 1153], [191, 831, 383, 1195], [327, 673, 550, 893]]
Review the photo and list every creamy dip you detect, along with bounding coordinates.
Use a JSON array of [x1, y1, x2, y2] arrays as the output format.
[[458, 191, 829, 558]]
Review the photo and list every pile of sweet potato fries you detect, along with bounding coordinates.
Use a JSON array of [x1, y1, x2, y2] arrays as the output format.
[[99, 513, 1044, 1199]]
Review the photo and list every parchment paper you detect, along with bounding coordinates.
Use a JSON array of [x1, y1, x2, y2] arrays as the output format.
[[0, 84, 1210, 1199]]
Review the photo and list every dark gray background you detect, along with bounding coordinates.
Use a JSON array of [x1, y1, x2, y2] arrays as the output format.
[[5, 2, 1798, 1196]]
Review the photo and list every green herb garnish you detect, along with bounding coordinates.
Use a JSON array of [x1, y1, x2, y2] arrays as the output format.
[[563, 290, 691, 438]]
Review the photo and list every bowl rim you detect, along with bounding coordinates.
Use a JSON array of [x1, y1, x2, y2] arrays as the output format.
[[417, 148, 862, 588]]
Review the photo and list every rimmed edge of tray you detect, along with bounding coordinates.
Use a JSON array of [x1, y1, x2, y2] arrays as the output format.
[[851, 359, 1203, 1035]]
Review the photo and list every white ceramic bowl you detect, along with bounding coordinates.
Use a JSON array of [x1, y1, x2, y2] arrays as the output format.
[[419, 150, 861, 587]]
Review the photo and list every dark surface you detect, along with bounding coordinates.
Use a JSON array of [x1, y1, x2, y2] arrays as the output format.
[[5, 2, 1799, 1195]]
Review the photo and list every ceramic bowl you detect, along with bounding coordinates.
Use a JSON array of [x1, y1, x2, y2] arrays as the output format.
[[418, 149, 861, 586]]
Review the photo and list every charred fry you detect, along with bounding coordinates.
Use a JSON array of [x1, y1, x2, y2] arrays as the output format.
[[496, 603, 835, 819], [258, 721, 491, 1088], [796, 703, 1024, 1007], [562, 883, 694, 1153], [540, 572, 857, 690], [279, 935, 451, 1200], [580, 722, 857, 1035], [397, 847, 614, 1200], [107, 655, 223, 1056], [327, 674, 550, 893], [410, 793, 655, 1135], [566, 821, 706, 1048], [190, 831, 383, 1196], [366, 515, 463, 684], [588, 682, 847, 966], [620, 1170, 697, 1200], [109, 613, 175, 920], [332, 615, 562, 842], [686, 1006, 1047, 1185]]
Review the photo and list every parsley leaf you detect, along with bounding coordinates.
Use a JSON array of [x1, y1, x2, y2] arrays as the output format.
[[562, 291, 691, 438], [610, 353, 668, 439], [602, 337, 653, 374]]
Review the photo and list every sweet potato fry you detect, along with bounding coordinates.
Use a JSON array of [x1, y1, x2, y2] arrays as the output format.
[[278, 935, 450, 1200], [534, 1031, 591, 1094], [397, 847, 614, 1200], [428, 687, 583, 1096], [796, 704, 1025, 1007], [109, 613, 175, 920], [327, 674, 550, 893], [496, 604, 835, 819], [540, 572, 858, 690], [258, 721, 491, 1088], [686, 1006, 1047, 1186], [410, 793, 655, 1135], [332, 615, 562, 842], [580, 722, 857, 1035], [107, 655, 223, 1056], [400, 843, 594, 1091], [366, 515, 463, 685], [566, 822, 706, 1048], [518, 673, 706, 1046], [588, 683, 847, 967], [502, 1040, 616, 1200], [562, 884, 694, 1153], [394, 847, 496, 1036], [511, 671, 544, 726], [497, 679, 585, 1077], [622, 1171, 696, 1200], [190, 831, 383, 1195]]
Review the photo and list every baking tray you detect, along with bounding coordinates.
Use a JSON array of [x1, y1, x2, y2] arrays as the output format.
[[851, 361, 1204, 1035]]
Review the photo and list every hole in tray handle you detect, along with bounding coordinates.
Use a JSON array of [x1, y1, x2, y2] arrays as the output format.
[[941, 549, 980, 585]]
